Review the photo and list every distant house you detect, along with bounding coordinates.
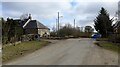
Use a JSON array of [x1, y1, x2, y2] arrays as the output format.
[[114, 1, 120, 34], [114, 21, 120, 34], [14, 14, 50, 37]]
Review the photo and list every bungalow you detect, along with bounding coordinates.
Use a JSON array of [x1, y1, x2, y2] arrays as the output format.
[[14, 14, 50, 37]]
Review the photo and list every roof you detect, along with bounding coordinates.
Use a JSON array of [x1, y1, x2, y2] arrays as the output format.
[[114, 21, 120, 28], [14, 19, 50, 30], [14, 19, 29, 26], [24, 20, 50, 29], [13, 19, 21, 22]]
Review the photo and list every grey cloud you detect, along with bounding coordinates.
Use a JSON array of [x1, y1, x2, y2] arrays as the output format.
[[2, 2, 71, 19], [74, 2, 117, 27], [75, 2, 117, 16], [2, 1, 118, 30]]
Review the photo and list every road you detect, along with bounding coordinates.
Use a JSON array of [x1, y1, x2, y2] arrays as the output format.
[[0, 44, 1, 66], [3, 38, 118, 65]]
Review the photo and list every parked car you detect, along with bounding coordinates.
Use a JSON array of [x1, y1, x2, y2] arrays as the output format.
[[91, 33, 101, 38]]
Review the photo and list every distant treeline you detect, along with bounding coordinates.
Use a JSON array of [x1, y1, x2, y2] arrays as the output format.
[[50, 23, 94, 38]]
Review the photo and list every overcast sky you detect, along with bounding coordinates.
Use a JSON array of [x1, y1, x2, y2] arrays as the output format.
[[1, 0, 119, 31]]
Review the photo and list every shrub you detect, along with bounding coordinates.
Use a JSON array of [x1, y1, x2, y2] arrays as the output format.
[[108, 33, 120, 43]]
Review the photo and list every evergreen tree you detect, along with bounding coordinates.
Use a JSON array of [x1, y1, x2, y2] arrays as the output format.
[[94, 7, 113, 37]]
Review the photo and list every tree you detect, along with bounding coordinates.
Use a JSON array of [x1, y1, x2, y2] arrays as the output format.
[[84, 26, 94, 37], [57, 23, 81, 37], [20, 13, 30, 20], [2, 18, 23, 44], [2, 18, 9, 44], [58, 24, 73, 37], [85, 26, 94, 33], [94, 7, 113, 37]]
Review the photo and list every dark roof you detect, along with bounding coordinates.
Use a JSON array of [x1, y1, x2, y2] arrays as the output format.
[[14, 19, 21, 22], [114, 21, 120, 28], [24, 20, 37, 28], [36, 20, 49, 29], [21, 19, 29, 26], [24, 20, 49, 29], [14, 19, 50, 30], [14, 19, 29, 27]]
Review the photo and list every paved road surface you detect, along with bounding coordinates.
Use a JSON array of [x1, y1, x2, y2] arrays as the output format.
[[3, 38, 118, 65]]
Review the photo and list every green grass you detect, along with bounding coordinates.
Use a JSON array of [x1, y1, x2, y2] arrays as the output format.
[[96, 38, 108, 41], [2, 40, 50, 62], [96, 41, 120, 53]]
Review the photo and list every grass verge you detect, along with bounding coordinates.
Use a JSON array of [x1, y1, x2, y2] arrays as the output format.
[[96, 38, 108, 41], [95, 41, 120, 53], [2, 40, 50, 62]]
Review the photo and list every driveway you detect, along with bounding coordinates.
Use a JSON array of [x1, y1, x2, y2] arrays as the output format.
[[3, 38, 118, 65]]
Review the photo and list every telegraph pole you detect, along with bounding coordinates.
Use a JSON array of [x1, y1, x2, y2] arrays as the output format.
[[58, 12, 60, 31], [57, 12, 60, 37], [56, 19, 57, 32], [74, 19, 75, 28]]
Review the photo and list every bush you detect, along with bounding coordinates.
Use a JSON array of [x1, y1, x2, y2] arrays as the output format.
[[50, 32, 57, 37], [21, 34, 40, 41], [108, 33, 120, 43]]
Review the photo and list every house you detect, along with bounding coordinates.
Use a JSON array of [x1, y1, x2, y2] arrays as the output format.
[[14, 14, 50, 37], [114, 21, 120, 34], [24, 20, 50, 37], [114, 1, 120, 34]]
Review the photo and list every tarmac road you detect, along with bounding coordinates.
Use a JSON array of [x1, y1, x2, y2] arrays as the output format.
[[3, 38, 118, 65]]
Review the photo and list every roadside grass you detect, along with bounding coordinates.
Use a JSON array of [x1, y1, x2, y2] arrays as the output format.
[[2, 40, 50, 62], [96, 38, 108, 41], [95, 38, 120, 53]]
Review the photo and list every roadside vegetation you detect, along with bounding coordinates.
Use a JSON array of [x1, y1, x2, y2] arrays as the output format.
[[2, 18, 24, 45], [94, 7, 114, 38], [94, 7, 120, 52], [95, 38, 120, 53], [50, 24, 94, 38], [96, 38, 108, 41], [1, 17, 52, 62], [2, 40, 50, 62]]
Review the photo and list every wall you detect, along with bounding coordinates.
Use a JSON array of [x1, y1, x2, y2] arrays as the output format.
[[38, 29, 50, 37]]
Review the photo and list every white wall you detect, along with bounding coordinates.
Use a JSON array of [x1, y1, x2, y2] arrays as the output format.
[[38, 29, 50, 37]]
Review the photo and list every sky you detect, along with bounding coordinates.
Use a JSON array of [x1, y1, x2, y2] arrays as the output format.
[[1, 0, 119, 31]]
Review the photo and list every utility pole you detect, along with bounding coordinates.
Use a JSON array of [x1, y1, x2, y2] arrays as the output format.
[[58, 12, 60, 31], [57, 12, 60, 37], [56, 19, 57, 32], [74, 19, 75, 28]]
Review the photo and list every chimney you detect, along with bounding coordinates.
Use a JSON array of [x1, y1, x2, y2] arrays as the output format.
[[28, 14, 32, 20]]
